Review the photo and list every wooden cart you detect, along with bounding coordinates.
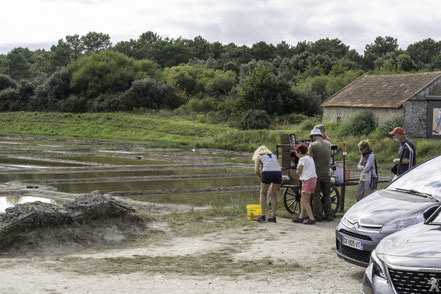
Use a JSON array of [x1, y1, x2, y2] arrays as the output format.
[[276, 134, 341, 215]]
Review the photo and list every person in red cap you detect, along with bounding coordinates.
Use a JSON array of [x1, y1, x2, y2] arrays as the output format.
[[389, 127, 416, 176]]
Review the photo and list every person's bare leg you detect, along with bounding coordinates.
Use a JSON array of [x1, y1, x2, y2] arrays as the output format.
[[298, 195, 305, 219], [260, 183, 270, 216], [270, 183, 280, 217], [302, 193, 315, 220]]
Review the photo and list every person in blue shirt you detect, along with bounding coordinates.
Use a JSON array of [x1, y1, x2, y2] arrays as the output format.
[[389, 127, 416, 176]]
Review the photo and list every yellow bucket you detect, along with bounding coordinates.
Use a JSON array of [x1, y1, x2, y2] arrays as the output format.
[[247, 204, 261, 220]]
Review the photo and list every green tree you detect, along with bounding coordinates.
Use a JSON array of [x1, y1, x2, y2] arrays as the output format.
[[204, 70, 236, 97], [276, 41, 293, 59], [4, 47, 34, 80], [188, 36, 210, 60], [210, 41, 224, 59], [364, 36, 399, 70], [66, 34, 83, 61], [396, 53, 416, 72], [81, 32, 111, 55], [119, 78, 181, 110], [221, 43, 252, 65], [406, 38, 441, 70], [68, 50, 156, 98], [250, 41, 276, 61], [0, 74, 17, 91], [309, 38, 349, 59], [50, 39, 72, 70], [235, 64, 283, 115]]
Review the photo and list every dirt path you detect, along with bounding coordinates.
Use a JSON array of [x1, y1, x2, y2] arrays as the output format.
[[0, 217, 365, 294]]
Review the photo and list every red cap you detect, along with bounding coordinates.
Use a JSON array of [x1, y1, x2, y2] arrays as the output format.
[[389, 127, 406, 135]]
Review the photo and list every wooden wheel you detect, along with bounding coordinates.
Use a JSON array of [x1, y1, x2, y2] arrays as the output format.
[[283, 186, 301, 214]]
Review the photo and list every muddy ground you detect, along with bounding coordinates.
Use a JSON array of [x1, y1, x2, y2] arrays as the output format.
[[0, 216, 364, 294], [0, 194, 365, 294], [0, 137, 365, 293]]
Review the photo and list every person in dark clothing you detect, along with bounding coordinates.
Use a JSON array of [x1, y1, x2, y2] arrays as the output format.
[[308, 128, 333, 222], [389, 127, 416, 176]]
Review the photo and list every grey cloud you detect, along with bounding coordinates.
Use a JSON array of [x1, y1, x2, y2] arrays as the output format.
[[0, 41, 54, 54], [41, 0, 111, 3]]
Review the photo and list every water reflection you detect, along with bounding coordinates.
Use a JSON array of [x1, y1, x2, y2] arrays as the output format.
[[0, 168, 252, 182], [0, 157, 85, 167], [0, 196, 59, 213], [52, 176, 259, 194]]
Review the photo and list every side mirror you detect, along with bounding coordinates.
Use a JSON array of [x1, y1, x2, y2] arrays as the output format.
[[423, 205, 441, 222]]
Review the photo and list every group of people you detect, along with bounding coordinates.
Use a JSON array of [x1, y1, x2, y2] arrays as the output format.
[[252, 125, 416, 224]]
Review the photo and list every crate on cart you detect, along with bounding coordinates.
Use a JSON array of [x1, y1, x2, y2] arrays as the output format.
[[278, 134, 299, 186]]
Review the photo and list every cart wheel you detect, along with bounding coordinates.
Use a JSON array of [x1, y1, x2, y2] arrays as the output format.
[[283, 186, 301, 214], [327, 185, 340, 215]]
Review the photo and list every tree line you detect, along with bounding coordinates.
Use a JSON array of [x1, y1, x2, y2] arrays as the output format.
[[1, 32, 441, 129]]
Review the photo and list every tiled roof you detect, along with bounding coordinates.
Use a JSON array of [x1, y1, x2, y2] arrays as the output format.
[[321, 72, 441, 108]]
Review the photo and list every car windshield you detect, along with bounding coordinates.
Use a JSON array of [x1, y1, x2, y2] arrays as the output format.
[[387, 155, 441, 199]]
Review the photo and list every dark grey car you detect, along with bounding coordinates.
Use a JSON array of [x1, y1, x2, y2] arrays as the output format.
[[362, 204, 441, 294], [336, 154, 441, 267]]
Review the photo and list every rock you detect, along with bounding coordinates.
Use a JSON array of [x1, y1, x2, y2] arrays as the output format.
[[0, 192, 135, 249], [0, 201, 71, 232], [63, 193, 135, 222]]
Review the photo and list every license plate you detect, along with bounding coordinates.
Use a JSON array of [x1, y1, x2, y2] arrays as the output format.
[[341, 234, 363, 250]]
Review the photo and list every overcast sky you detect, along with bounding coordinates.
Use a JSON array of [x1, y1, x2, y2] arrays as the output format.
[[1, 0, 441, 55]]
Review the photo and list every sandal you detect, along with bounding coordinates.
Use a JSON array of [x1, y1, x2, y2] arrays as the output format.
[[292, 217, 304, 223], [256, 215, 266, 222], [303, 219, 316, 225], [267, 216, 276, 223]]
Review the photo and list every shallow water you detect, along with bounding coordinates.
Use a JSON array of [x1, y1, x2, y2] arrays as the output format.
[[1, 137, 390, 211], [0, 167, 252, 182], [51, 176, 259, 194], [0, 157, 86, 167]]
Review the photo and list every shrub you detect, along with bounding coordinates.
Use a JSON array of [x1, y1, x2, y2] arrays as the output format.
[[339, 111, 376, 137], [280, 113, 309, 125], [0, 88, 19, 111], [119, 78, 181, 111], [45, 68, 71, 101], [86, 94, 122, 112], [56, 95, 88, 112], [234, 65, 283, 115], [230, 109, 271, 130], [299, 116, 321, 131], [68, 50, 155, 98], [186, 96, 217, 113], [375, 116, 402, 138], [196, 114, 207, 123], [0, 74, 17, 91]]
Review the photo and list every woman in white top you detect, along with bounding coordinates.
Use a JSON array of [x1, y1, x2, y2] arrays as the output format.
[[252, 145, 282, 223], [292, 143, 317, 225], [356, 140, 377, 201]]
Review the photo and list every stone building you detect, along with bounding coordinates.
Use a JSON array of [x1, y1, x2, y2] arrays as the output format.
[[321, 72, 441, 138]]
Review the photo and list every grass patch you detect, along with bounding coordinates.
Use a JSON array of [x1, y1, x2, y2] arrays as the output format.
[[52, 249, 303, 277], [154, 206, 257, 237]]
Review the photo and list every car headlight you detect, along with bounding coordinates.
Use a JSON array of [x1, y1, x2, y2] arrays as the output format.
[[380, 215, 423, 234], [370, 251, 387, 280]]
